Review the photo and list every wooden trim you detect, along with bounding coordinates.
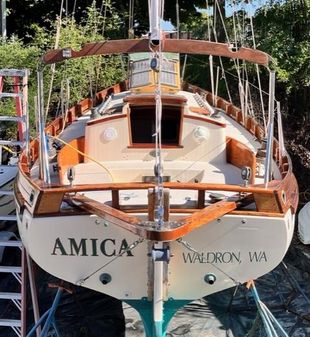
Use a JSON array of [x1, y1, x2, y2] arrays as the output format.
[[230, 210, 284, 218], [31, 206, 285, 218], [112, 190, 120, 209], [124, 94, 187, 106], [183, 114, 226, 127], [253, 191, 281, 213], [176, 200, 237, 234], [25, 179, 285, 216], [34, 191, 65, 214], [57, 137, 85, 184], [197, 190, 205, 209], [42, 39, 270, 66], [70, 193, 145, 235], [226, 137, 256, 184], [69, 194, 236, 241], [36, 181, 279, 195], [189, 106, 210, 115], [127, 144, 183, 149], [86, 114, 127, 126]]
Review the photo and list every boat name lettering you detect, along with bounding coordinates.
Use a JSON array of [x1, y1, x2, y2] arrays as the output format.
[[248, 251, 267, 262], [182, 251, 268, 264], [182, 251, 241, 264], [51, 237, 134, 257]]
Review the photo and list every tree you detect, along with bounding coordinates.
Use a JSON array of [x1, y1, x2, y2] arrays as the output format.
[[254, 0, 310, 123], [6, 0, 216, 39]]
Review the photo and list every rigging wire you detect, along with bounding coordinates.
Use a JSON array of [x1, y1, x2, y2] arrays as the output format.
[[205, 0, 211, 41], [250, 14, 267, 133], [44, 0, 65, 120], [101, 0, 109, 37], [72, 0, 78, 19], [129, 0, 135, 38], [208, 0, 232, 102]]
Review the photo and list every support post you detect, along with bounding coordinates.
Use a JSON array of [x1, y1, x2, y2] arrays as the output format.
[[264, 70, 275, 186], [26, 254, 41, 337], [37, 70, 51, 184]]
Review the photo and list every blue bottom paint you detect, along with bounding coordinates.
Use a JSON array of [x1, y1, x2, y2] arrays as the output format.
[[154, 320, 163, 337], [125, 298, 190, 337]]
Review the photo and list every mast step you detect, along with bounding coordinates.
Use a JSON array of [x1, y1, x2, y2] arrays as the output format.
[[0, 266, 22, 273], [0, 292, 22, 300], [0, 319, 21, 327], [0, 140, 24, 147], [0, 240, 22, 247]]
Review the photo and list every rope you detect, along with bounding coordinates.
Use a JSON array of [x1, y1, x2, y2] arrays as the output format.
[[44, 0, 64, 120], [128, 0, 135, 38], [48, 135, 114, 181], [215, 66, 220, 99], [205, 0, 211, 41], [208, 1, 233, 102], [1, 145, 17, 155], [209, 55, 215, 105], [177, 237, 240, 286], [72, 0, 77, 18], [250, 14, 267, 133], [281, 262, 310, 305], [249, 281, 289, 337], [214, 0, 230, 44], [76, 237, 144, 285], [276, 101, 286, 159]]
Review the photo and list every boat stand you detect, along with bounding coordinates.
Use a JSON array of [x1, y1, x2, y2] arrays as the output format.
[[248, 281, 289, 337], [26, 288, 63, 337]]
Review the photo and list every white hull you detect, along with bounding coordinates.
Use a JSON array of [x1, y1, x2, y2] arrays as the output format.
[[17, 208, 294, 301]]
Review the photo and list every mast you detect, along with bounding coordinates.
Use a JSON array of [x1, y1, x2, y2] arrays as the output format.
[[149, 0, 162, 44], [149, 2, 168, 336]]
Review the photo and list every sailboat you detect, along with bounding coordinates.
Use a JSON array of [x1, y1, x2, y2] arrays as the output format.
[[14, 1, 298, 336]]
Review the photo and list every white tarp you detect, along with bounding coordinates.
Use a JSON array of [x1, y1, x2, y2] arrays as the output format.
[[298, 202, 310, 244]]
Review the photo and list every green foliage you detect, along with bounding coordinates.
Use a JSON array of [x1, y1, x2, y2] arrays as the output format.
[[254, 0, 310, 92], [0, 4, 126, 141]]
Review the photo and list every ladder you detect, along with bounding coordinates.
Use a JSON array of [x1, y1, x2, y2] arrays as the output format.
[[0, 232, 24, 337], [0, 233, 41, 337], [0, 68, 29, 147], [0, 69, 29, 222], [0, 70, 40, 337]]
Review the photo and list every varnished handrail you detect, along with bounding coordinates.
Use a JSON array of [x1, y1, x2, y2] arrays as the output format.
[[42, 39, 271, 66], [69, 194, 237, 241]]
